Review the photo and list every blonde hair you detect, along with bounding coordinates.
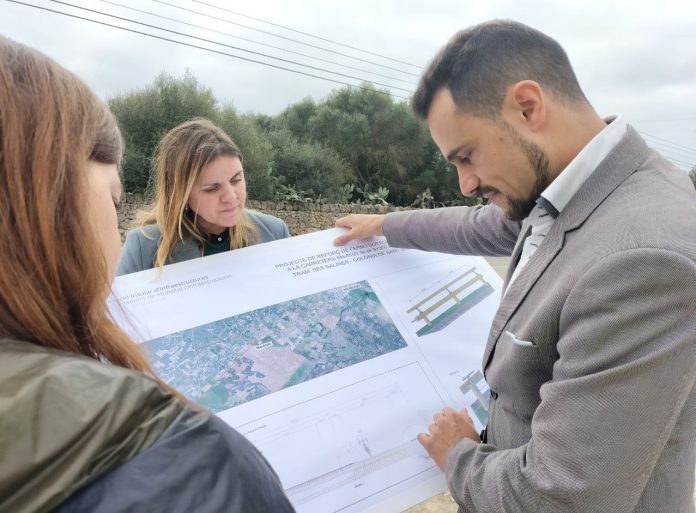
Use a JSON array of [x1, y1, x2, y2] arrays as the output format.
[[140, 118, 259, 268], [0, 37, 163, 378]]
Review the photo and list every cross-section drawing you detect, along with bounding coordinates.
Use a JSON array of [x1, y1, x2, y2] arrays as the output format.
[[459, 369, 490, 425], [407, 266, 495, 337]]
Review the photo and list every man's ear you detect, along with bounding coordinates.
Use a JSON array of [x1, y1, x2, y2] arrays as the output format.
[[503, 80, 546, 132]]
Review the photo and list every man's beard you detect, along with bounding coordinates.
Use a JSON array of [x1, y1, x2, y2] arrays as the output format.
[[479, 122, 552, 222]]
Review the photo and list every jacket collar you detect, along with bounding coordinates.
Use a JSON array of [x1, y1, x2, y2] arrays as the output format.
[[170, 236, 203, 263]]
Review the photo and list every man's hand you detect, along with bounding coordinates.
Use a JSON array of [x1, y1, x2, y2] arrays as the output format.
[[334, 214, 386, 245], [417, 407, 480, 470]]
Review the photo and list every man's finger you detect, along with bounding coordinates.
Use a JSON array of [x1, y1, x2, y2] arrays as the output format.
[[334, 215, 352, 228], [333, 234, 349, 246], [416, 432, 430, 447]]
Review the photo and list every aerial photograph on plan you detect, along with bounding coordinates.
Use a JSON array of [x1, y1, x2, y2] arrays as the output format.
[[142, 281, 407, 412]]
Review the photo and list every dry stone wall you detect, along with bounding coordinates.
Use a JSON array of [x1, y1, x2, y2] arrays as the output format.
[[118, 192, 149, 238], [117, 193, 411, 238]]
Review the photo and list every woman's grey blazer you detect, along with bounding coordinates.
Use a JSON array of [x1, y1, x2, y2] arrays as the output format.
[[116, 211, 290, 275]]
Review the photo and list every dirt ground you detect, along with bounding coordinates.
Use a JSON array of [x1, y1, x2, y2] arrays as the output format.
[[404, 491, 457, 512]]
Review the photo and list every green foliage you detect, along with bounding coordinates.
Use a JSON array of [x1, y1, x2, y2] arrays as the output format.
[[412, 144, 464, 206], [275, 183, 314, 203], [274, 97, 317, 141], [109, 70, 218, 192], [217, 107, 279, 201], [267, 128, 354, 201], [302, 85, 436, 205], [333, 184, 355, 204], [307, 107, 371, 173], [689, 166, 696, 189], [411, 188, 436, 209], [446, 195, 487, 207], [251, 113, 275, 133], [356, 185, 390, 205], [109, 72, 476, 208]]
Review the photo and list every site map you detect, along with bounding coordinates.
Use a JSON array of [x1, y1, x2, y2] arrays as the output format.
[[143, 280, 407, 412]]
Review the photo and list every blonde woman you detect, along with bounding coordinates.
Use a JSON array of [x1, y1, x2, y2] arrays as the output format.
[[117, 119, 289, 275], [0, 38, 295, 512]]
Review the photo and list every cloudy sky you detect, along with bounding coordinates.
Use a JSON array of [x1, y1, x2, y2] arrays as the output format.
[[2, 0, 695, 171]]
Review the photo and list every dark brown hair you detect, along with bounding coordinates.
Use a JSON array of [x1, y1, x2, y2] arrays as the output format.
[[412, 20, 589, 120]]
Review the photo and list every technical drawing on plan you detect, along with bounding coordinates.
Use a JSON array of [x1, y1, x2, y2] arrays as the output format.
[[142, 280, 407, 412], [406, 265, 495, 337], [459, 369, 490, 426], [235, 363, 443, 513]]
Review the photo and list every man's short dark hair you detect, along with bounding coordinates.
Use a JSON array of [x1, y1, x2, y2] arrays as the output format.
[[412, 20, 589, 120]]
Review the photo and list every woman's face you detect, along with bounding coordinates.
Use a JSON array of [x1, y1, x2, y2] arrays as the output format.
[[187, 155, 247, 235], [86, 161, 123, 282]]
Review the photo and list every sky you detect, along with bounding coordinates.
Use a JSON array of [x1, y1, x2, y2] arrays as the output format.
[[2, 0, 695, 171]]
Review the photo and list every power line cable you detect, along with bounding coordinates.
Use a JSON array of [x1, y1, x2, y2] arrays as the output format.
[[641, 144, 696, 165], [671, 162, 693, 170], [653, 146, 696, 160], [645, 139, 696, 162], [640, 133, 696, 153], [14, 1, 691, 168], [659, 152, 694, 165], [632, 117, 696, 123], [154, 0, 420, 77], [639, 138, 695, 163], [649, 147, 696, 164], [9, 0, 409, 100], [661, 154, 696, 169], [649, 146, 696, 161], [193, 0, 423, 70], [641, 148, 692, 168], [47, 0, 412, 93], [638, 131, 696, 156], [98, 0, 415, 86], [659, 155, 694, 168]]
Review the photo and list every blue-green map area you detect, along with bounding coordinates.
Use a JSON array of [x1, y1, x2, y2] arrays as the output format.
[[143, 281, 407, 412]]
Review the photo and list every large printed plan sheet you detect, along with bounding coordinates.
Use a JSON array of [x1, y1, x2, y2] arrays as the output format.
[[110, 228, 502, 512]]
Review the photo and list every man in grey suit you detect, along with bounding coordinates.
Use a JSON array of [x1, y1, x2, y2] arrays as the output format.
[[335, 20, 696, 513]]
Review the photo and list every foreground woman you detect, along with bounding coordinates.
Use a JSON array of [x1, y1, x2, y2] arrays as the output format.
[[0, 37, 295, 513]]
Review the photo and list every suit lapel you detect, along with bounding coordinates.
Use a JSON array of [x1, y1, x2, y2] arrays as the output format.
[[482, 126, 651, 372], [482, 222, 564, 370]]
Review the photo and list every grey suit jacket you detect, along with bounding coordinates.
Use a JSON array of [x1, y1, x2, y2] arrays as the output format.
[[116, 210, 290, 275], [383, 127, 696, 513]]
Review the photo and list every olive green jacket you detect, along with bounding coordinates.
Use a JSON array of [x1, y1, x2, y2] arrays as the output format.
[[0, 338, 295, 513], [0, 338, 183, 512]]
